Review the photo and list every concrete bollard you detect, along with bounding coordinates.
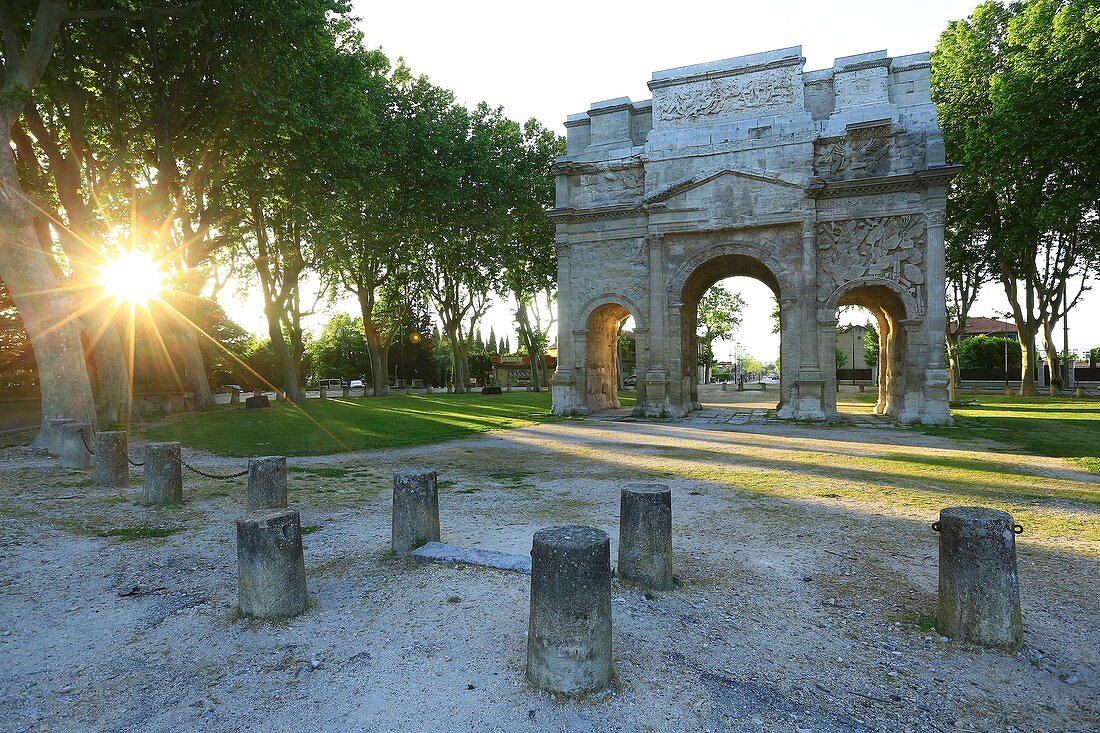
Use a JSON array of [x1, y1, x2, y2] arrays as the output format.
[[391, 469, 440, 555], [1077, 386, 1086, 399], [230, 389, 240, 405], [935, 506, 1023, 648], [342, 386, 350, 398], [248, 456, 288, 510], [527, 525, 612, 695], [618, 483, 674, 590], [44, 418, 76, 456], [144, 441, 183, 506], [236, 509, 308, 618], [722, 382, 728, 391], [275, 390, 286, 402], [1004, 385, 1013, 396], [59, 423, 92, 469], [426, 385, 433, 394], [319, 387, 327, 399], [92, 431, 129, 487]]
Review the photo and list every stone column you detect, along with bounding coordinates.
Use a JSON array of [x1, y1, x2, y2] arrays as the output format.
[[144, 441, 183, 506], [236, 509, 308, 618], [550, 241, 581, 414], [59, 423, 92, 469], [526, 525, 612, 695], [248, 456, 288, 510], [935, 506, 1023, 649], [92, 431, 129, 487], [391, 468, 440, 555], [618, 484, 674, 590]]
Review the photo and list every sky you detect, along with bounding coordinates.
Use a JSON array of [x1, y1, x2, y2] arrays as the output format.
[[220, 0, 1100, 362]]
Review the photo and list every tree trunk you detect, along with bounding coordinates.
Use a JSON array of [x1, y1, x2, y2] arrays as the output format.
[[264, 306, 302, 401], [1017, 321, 1039, 396], [1040, 318, 1062, 396], [0, 133, 98, 443], [78, 305, 139, 425], [170, 276, 217, 409], [448, 326, 469, 394], [515, 303, 544, 392], [356, 292, 389, 397]]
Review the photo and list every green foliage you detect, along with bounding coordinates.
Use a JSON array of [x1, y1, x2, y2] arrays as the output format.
[[307, 314, 371, 383], [863, 322, 880, 368], [1090, 347, 1100, 368], [932, 0, 1100, 390], [835, 348, 848, 370], [697, 285, 745, 368], [958, 336, 1022, 370], [0, 278, 36, 395]]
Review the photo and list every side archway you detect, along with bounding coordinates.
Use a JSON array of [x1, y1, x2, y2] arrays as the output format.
[[581, 299, 641, 414], [822, 277, 916, 418]]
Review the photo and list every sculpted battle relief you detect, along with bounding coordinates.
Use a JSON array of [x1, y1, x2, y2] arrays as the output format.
[[814, 125, 892, 178], [656, 69, 795, 122], [816, 215, 927, 315]]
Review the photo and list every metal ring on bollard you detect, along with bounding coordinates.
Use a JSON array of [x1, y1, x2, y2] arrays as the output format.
[[932, 521, 941, 532], [1013, 523, 1024, 535]]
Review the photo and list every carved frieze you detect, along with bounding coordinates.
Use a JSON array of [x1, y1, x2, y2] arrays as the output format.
[[816, 215, 927, 314], [655, 69, 796, 123], [814, 125, 891, 179]]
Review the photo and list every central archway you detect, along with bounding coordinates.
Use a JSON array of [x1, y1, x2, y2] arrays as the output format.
[[677, 252, 790, 413], [584, 301, 637, 413]]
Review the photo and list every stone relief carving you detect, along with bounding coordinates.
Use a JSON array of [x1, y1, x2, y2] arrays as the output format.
[[816, 215, 927, 315], [575, 166, 644, 205], [814, 125, 891, 178], [657, 70, 795, 122]]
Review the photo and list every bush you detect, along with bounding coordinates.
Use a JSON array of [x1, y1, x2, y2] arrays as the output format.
[[958, 336, 1021, 370]]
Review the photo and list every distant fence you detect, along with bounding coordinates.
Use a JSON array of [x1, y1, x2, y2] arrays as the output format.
[[836, 368, 873, 382]]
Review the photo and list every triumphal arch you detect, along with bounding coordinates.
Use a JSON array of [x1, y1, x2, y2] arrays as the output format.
[[549, 47, 957, 425]]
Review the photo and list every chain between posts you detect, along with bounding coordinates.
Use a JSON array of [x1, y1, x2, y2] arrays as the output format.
[[76, 428, 245, 478], [172, 445, 249, 480]]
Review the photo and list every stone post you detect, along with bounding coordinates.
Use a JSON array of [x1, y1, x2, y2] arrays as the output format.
[[319, 387, 327, 399], [248, 456, 288, 510], [526, 525, 612, 695], [1076, 385, 1086, 399], [44, 418, 76, 456], [391, 469, 440, 555], [342, 385, 350, 398], [618, 484, 674, 590], [230, 389, 240, 405], [236, 509, 308, 618], [935, 506, 1023, 648], [92, 431, 129, 487], [59, 423, 92, 469], [144, 441, 183, 506]]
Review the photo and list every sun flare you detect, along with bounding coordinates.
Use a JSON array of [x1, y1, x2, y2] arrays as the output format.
[[99, 251, 165, 306]]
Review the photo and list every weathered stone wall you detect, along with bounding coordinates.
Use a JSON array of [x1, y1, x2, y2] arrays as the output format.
[[551, 46, 955, 425]]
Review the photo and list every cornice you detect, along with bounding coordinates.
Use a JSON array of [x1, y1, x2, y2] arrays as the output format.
[[806, 165, 962, 199]]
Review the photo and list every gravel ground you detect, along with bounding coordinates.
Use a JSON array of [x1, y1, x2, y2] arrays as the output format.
[[0, 400, 1097, 733]]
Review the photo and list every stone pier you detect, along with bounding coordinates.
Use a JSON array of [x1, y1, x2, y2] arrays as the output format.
[[144, 441, 183, 506], [59, 423, 92, 470], [236, 509, 308, 618], [92, 431, 129, 487], [935, 506, 1023, 648], [618, 483, 674, 590], [248, 456, 288, 510], [391, 469, 441, 556], [526, 525, 613, 695]]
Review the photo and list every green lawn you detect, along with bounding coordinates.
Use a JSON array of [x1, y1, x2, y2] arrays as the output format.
[[139, 392, 561, 457], [912, 395, 1100, 473], [138, 391, 639, 457]]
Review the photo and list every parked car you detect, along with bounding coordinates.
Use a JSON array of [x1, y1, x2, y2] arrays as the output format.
[[318, 378, 342, 390], [222, 384, 242, 393], [623, 374, 637, 388], [349, 379, 365, 389]]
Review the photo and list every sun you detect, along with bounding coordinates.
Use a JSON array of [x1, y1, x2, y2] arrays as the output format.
[[99, 251, 165, 306]]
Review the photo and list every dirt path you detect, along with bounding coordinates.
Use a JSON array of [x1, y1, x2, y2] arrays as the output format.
[[0, 415, 1096, 732]]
